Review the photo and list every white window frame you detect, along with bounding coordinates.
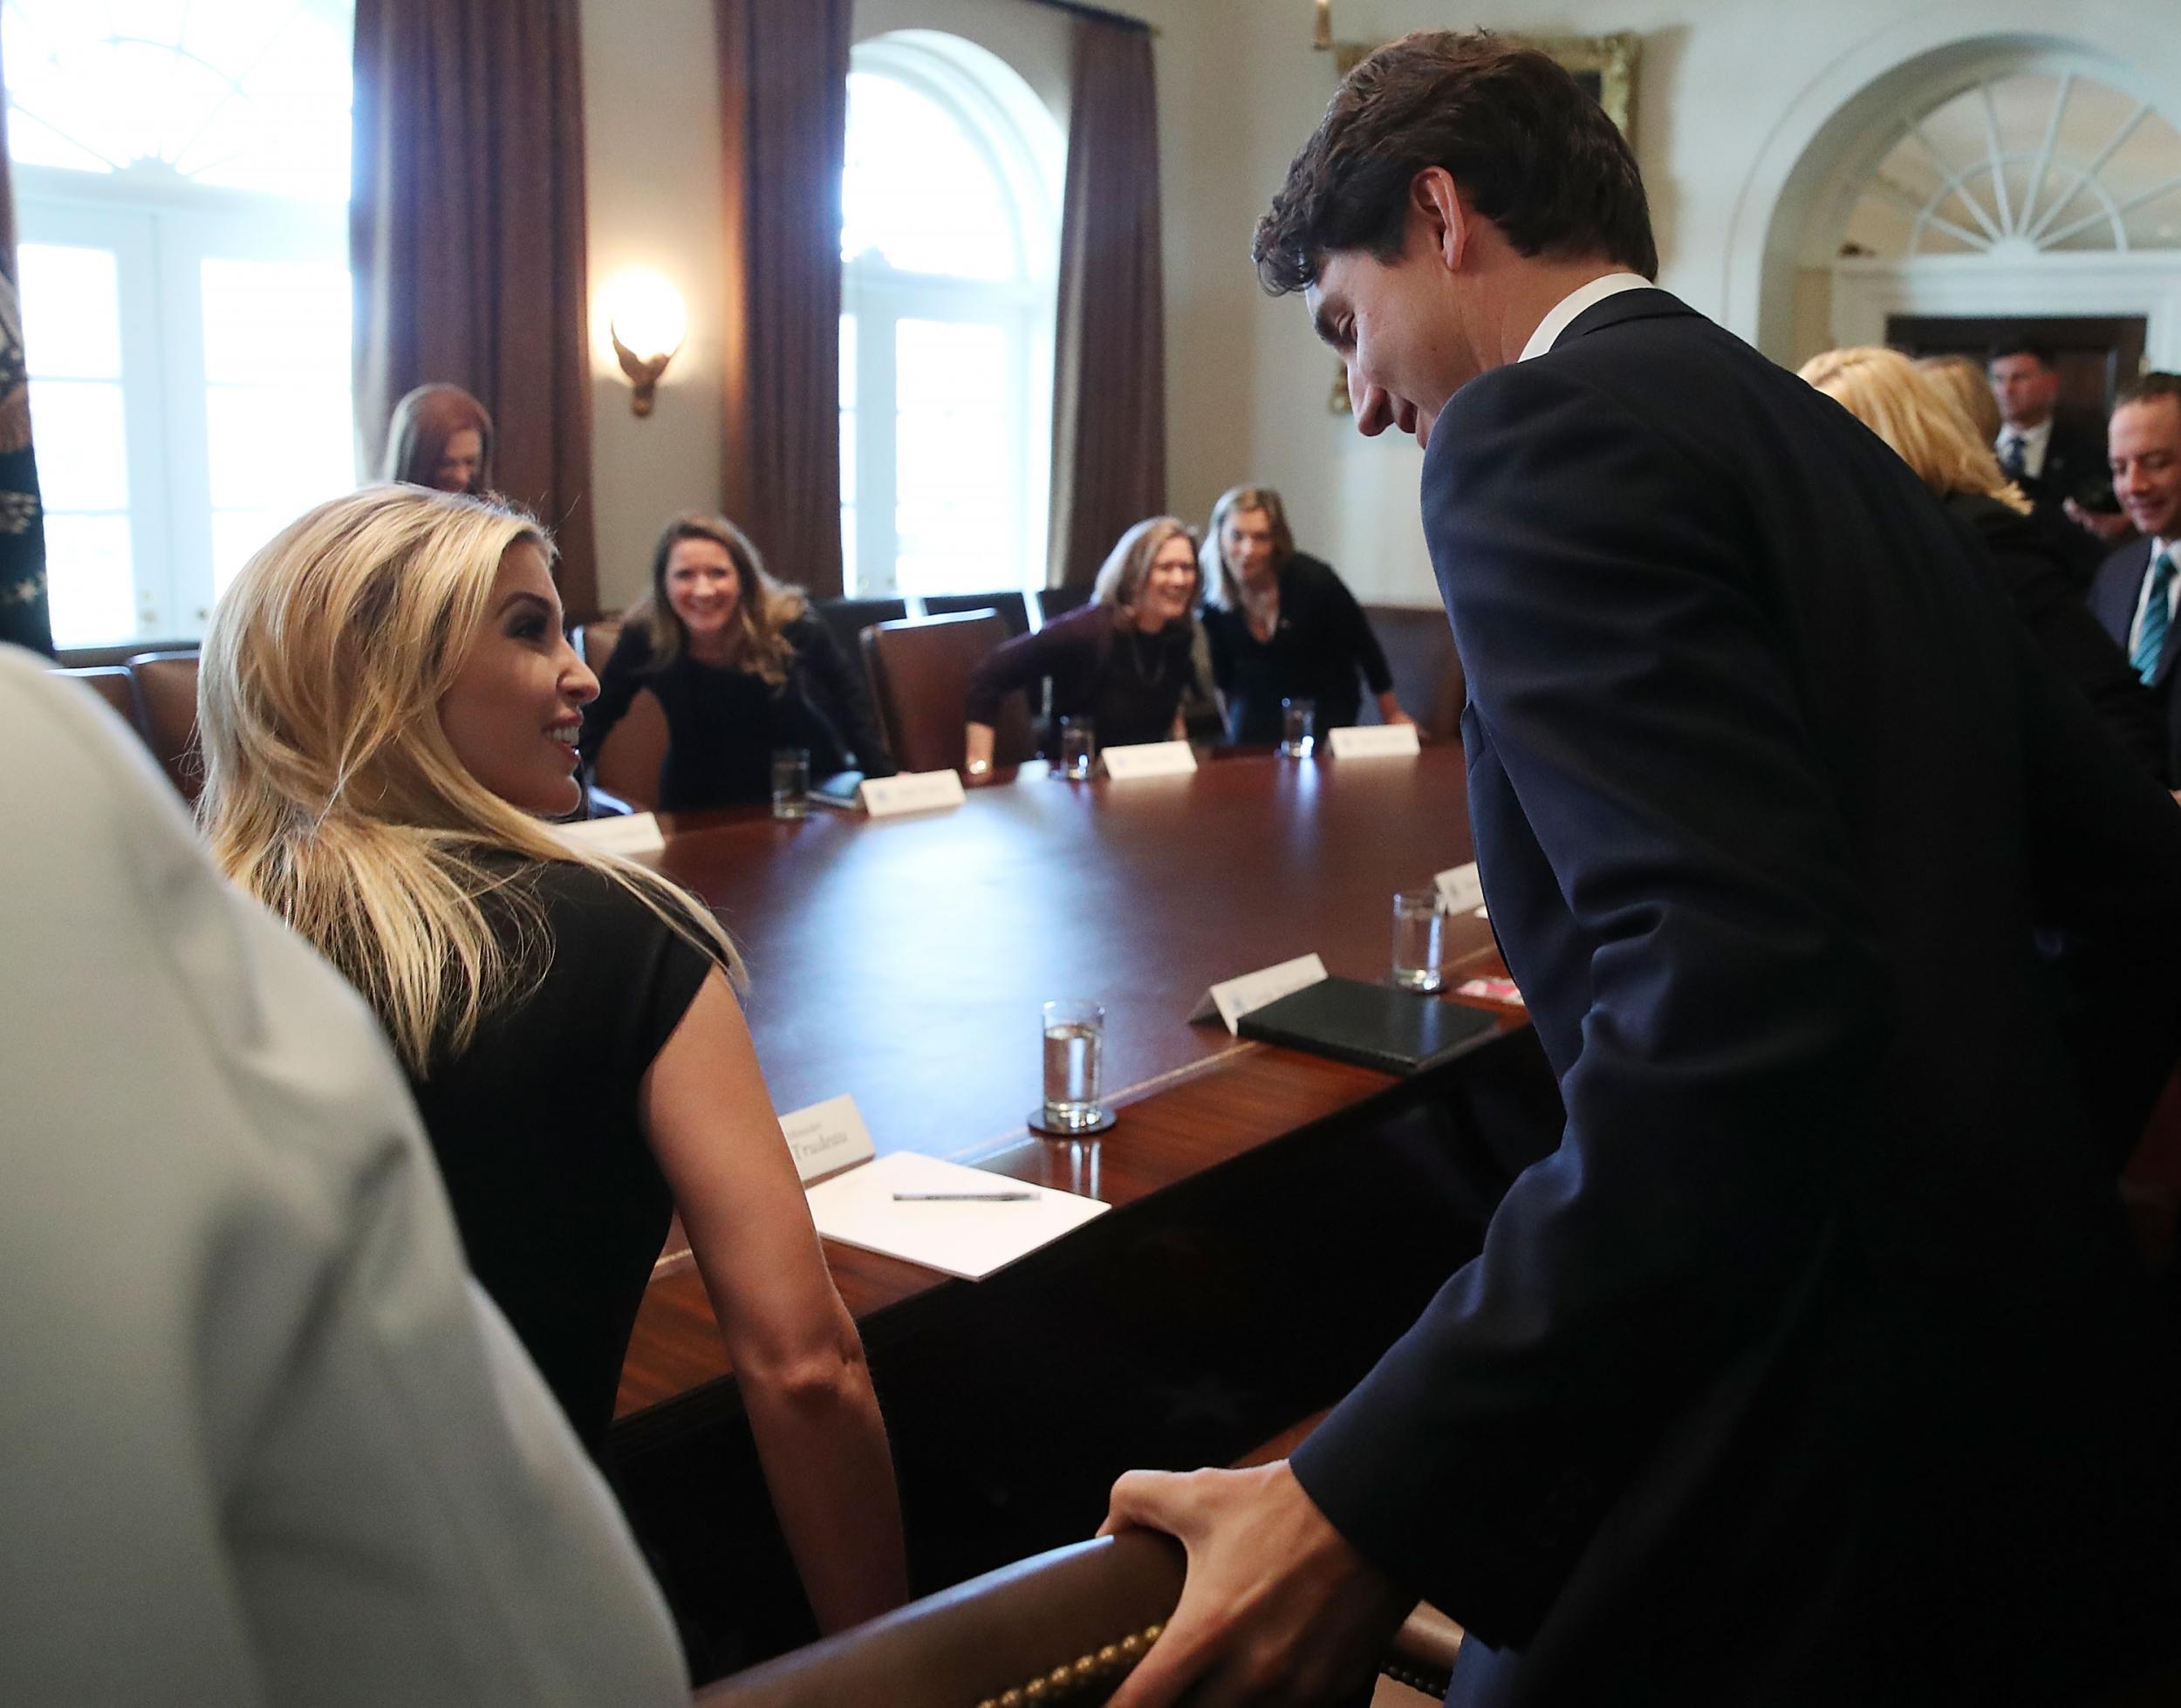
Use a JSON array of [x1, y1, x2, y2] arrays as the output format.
[[16, 162, 347, 646], [841, 33, 1060, 601]]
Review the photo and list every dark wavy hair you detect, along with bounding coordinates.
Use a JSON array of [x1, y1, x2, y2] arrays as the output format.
[[1252, 31, 1656, 297]]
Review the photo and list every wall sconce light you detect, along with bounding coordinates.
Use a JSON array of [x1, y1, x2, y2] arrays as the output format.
[[1312, 0, 1331, 49], [605, 270, 687, 417]]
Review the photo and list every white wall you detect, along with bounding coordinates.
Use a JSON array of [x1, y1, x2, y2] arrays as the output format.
[[578, 0, 734, 611], [578, 0, 2181, 613]]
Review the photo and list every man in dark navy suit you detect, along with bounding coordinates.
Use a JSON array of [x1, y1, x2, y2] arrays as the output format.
[[2089, 375, 2181, 786], [1099, 31, 2181, 1708]]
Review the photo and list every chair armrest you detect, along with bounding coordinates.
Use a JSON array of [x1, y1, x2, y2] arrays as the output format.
[[694, 1532, 1184, 1708]]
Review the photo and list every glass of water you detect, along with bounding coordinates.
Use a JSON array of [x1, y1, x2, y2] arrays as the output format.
[[1280, 697, 1316, 758], [1391, 888, 1446, 992], [1041, 998, 1105, 1132], [771, 747, 810, 820], [1058, 716, 1097, 781]]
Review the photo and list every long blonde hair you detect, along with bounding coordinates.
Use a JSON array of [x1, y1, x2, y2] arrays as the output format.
[[198, 485, 741, 1074], [1799, 345, 2032, 516], [1913, 353, 2003, 446], [632, 512, 807, 685]]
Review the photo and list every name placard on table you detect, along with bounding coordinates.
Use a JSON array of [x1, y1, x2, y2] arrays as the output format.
[[1434, 861, 1487, 917], [1190, 951, 1330, 1035], [860, 769, 967, 817], [1100, 741, 1198, 780], [779, 1092, 878, 1185], [557, 811, 665, 856], [1326, 723, 1422, 760]]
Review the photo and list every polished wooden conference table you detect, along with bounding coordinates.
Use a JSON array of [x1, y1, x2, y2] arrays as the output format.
[[606, 744, 1555, 1664], [616, 743, 1510, 1419]]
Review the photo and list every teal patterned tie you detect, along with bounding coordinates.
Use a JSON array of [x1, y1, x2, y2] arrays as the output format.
[[2134, 548, 2176, 685]]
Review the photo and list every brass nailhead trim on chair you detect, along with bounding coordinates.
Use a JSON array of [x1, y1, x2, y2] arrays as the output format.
[[974, 1621, 1165, 1708]]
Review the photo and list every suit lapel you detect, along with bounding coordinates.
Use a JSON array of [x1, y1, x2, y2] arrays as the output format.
[[2090, 541, 2152, 648]]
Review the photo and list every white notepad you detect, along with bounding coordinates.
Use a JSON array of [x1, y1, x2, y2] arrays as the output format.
[[804, 1151, 1108, 1281]]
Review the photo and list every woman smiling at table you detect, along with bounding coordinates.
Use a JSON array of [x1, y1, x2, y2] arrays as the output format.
[[582, 513, 894, 810], [962, 516, 1204, 777], [196, 486, 906, 1635]]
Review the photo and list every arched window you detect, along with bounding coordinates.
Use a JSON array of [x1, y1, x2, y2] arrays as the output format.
[[4, 0, 355, 649], [1842, 69, 2181, 258], [840, 31, 1062, 598]]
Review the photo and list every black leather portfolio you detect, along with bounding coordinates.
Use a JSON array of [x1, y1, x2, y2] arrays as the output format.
[[1236, 976, 1499, 1076]]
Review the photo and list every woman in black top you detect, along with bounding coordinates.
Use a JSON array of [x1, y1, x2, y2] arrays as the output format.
[[1802, 348, 2169, 783], [197, 486, 907, 1635], [1198, 485, 1411, 744], [962, 516, 1202, 776], [583, 513, 894, 809]]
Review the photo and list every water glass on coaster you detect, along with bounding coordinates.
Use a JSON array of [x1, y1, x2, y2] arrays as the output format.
[[771, 747, 810, 820], [1280, 697, 1316, 758], [1391, 888, 1446, 993], [1058, 716, 1097, 781], [1031, 997, 1115, 1136]]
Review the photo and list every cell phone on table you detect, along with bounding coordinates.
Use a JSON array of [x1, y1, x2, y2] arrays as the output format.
[[810, 770, 865, 810]]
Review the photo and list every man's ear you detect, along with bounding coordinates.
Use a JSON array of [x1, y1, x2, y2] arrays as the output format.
[[1410, 167, 1468, 272]]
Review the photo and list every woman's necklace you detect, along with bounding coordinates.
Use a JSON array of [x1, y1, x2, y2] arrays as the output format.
[[1242, 581, 1280, 644]]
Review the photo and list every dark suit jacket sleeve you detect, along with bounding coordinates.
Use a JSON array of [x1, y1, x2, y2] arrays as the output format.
[[789, 613, 896, 777], [1289, 364, 1893, 1643], [963, 610, 1093, 726], [2007, 599, 2181, 1158], [1311, 558, 1394, 695], [1960, 503, 2168, 784], [578, 625, 652, 764]]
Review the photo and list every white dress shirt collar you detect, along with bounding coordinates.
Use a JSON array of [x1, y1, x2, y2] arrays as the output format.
[[1998, 414, 2055, 479], [1519, 272, 1656, 362]]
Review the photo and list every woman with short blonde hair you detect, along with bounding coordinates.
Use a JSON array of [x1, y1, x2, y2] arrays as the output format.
[[963, 516, 1205, 775], [1801, 346, 2165, 782], [199, 485, 908, 1633], [581, 510, 893, 808]]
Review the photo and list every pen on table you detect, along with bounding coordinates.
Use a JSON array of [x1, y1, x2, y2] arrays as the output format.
[[892, 1190, 1036, 1202]]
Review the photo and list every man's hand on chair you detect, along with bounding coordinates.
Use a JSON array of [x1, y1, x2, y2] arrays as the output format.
[[1098, 1459, 1413, 1708]]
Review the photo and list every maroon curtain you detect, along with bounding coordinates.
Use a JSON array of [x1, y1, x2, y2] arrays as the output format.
[[351, 0, 600, 617], [715, 0, 849, 599], [1047, 18, 1166, 589], [0, 25, 52, 656]]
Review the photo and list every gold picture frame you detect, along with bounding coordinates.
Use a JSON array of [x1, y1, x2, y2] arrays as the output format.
[[1325, 32, 1641, 411]]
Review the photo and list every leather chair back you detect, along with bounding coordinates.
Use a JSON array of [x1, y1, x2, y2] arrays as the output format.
[[126, 651, 204, 803], [921, 590, 1030, 638], [689, 1529, 1461, 1706], [814, 596, 908, 697], [1361, 605, 1465, 737], [575, 617, 623, 672], [58, 666, 145, 738], [694, 1534, 1184, 1708], [1035, 584, 1093, 627], [861, 610, 1032, 775], [567, 619, 665, 810]]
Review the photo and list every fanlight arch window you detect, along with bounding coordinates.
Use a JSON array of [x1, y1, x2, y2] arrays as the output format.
[[839, 31, 1062, 599], [1843, 69, 2181, 259], [3, 0, 355, 651]]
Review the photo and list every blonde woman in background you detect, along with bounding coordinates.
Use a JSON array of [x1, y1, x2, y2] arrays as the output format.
[[196, 485, 907, 1635], [962, 516, 1203, 777], [1802, 346, 2166, 782]]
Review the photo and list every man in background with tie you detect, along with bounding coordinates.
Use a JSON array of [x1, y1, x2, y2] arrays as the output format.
[[2090, 372, 2181, 784], [1990, 337, 2128, 564]]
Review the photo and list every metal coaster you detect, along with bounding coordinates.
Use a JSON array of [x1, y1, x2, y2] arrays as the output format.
[[1025, 1105, 1118, 1138]]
